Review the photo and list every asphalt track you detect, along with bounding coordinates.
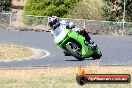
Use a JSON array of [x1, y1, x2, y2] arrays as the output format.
[[0, 30, 132, 68]]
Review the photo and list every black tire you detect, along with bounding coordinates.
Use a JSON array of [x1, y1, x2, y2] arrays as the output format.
[[92, 49, 102, 59], [76, 75, 86, 85], [66, 43, 85, 61]]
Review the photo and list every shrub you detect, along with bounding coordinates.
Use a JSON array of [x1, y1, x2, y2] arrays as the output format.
[[0, 0, 12, 12], [23, 0, 81, 25], [102, 0, 132, 22], [24, 0, 80, 17]]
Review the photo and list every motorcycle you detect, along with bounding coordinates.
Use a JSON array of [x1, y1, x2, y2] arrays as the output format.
[[52, 26, 102, 61]]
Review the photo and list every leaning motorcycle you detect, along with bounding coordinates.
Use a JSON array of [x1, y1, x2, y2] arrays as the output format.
[[52, 27, 102, 61]]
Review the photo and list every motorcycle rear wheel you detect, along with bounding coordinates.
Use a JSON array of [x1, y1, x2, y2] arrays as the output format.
[[92, 48, 102, 59]]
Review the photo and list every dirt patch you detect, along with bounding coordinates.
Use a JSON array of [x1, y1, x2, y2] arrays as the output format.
[[0, 44, 33, 60], [0, 44, 49, 62]]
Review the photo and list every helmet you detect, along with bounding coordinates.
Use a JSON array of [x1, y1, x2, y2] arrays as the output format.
[[48, 16, 60, 28], [68, 22, 75, 29]]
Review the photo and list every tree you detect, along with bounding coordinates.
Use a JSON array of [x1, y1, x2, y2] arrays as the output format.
[[0, 0, 12, 12], [102, 0, 132, 22], [24, 0, 81, 17]]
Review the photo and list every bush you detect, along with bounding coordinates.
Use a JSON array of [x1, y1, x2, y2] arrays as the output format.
[[23, 0, 81, 25], [24, 0, 80, 17], [0, 0, 12, 12], [102, 0, 132, 22]]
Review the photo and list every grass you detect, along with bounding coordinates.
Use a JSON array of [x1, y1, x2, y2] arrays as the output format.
[[0, 66, 131, 88], [0, 44, 33, 60]]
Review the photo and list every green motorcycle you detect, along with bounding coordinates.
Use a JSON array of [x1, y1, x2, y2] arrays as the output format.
[[53, 27, 102, 61]]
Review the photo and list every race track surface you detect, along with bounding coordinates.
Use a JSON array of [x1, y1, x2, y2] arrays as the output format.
[[0, 30, 132, 68]]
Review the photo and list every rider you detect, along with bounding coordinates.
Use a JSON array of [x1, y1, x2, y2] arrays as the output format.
[[48, 16, 71, 36], [48, 16, 93, 45], [48, 16, 96, 56]]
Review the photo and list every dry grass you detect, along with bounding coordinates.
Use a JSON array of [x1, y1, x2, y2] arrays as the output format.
[[12, 0, 26, 6], [0, 66, 131, 88], [0, 44, 33, 60], [10, 14, 48, 31], [82, 0, 104, 20]]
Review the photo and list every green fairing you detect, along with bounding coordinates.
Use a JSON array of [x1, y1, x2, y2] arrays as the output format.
[[67, 30, 93, 58], [54, 28, 102, 60]]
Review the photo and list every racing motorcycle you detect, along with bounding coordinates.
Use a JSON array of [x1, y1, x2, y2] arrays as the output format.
[[52, 27, 102, 61]]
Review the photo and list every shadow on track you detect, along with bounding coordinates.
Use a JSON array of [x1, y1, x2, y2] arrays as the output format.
[[65, 58, 97, 61]]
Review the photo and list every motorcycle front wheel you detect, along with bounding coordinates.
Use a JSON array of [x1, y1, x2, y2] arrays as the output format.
[[66, 42, 85, 61]]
